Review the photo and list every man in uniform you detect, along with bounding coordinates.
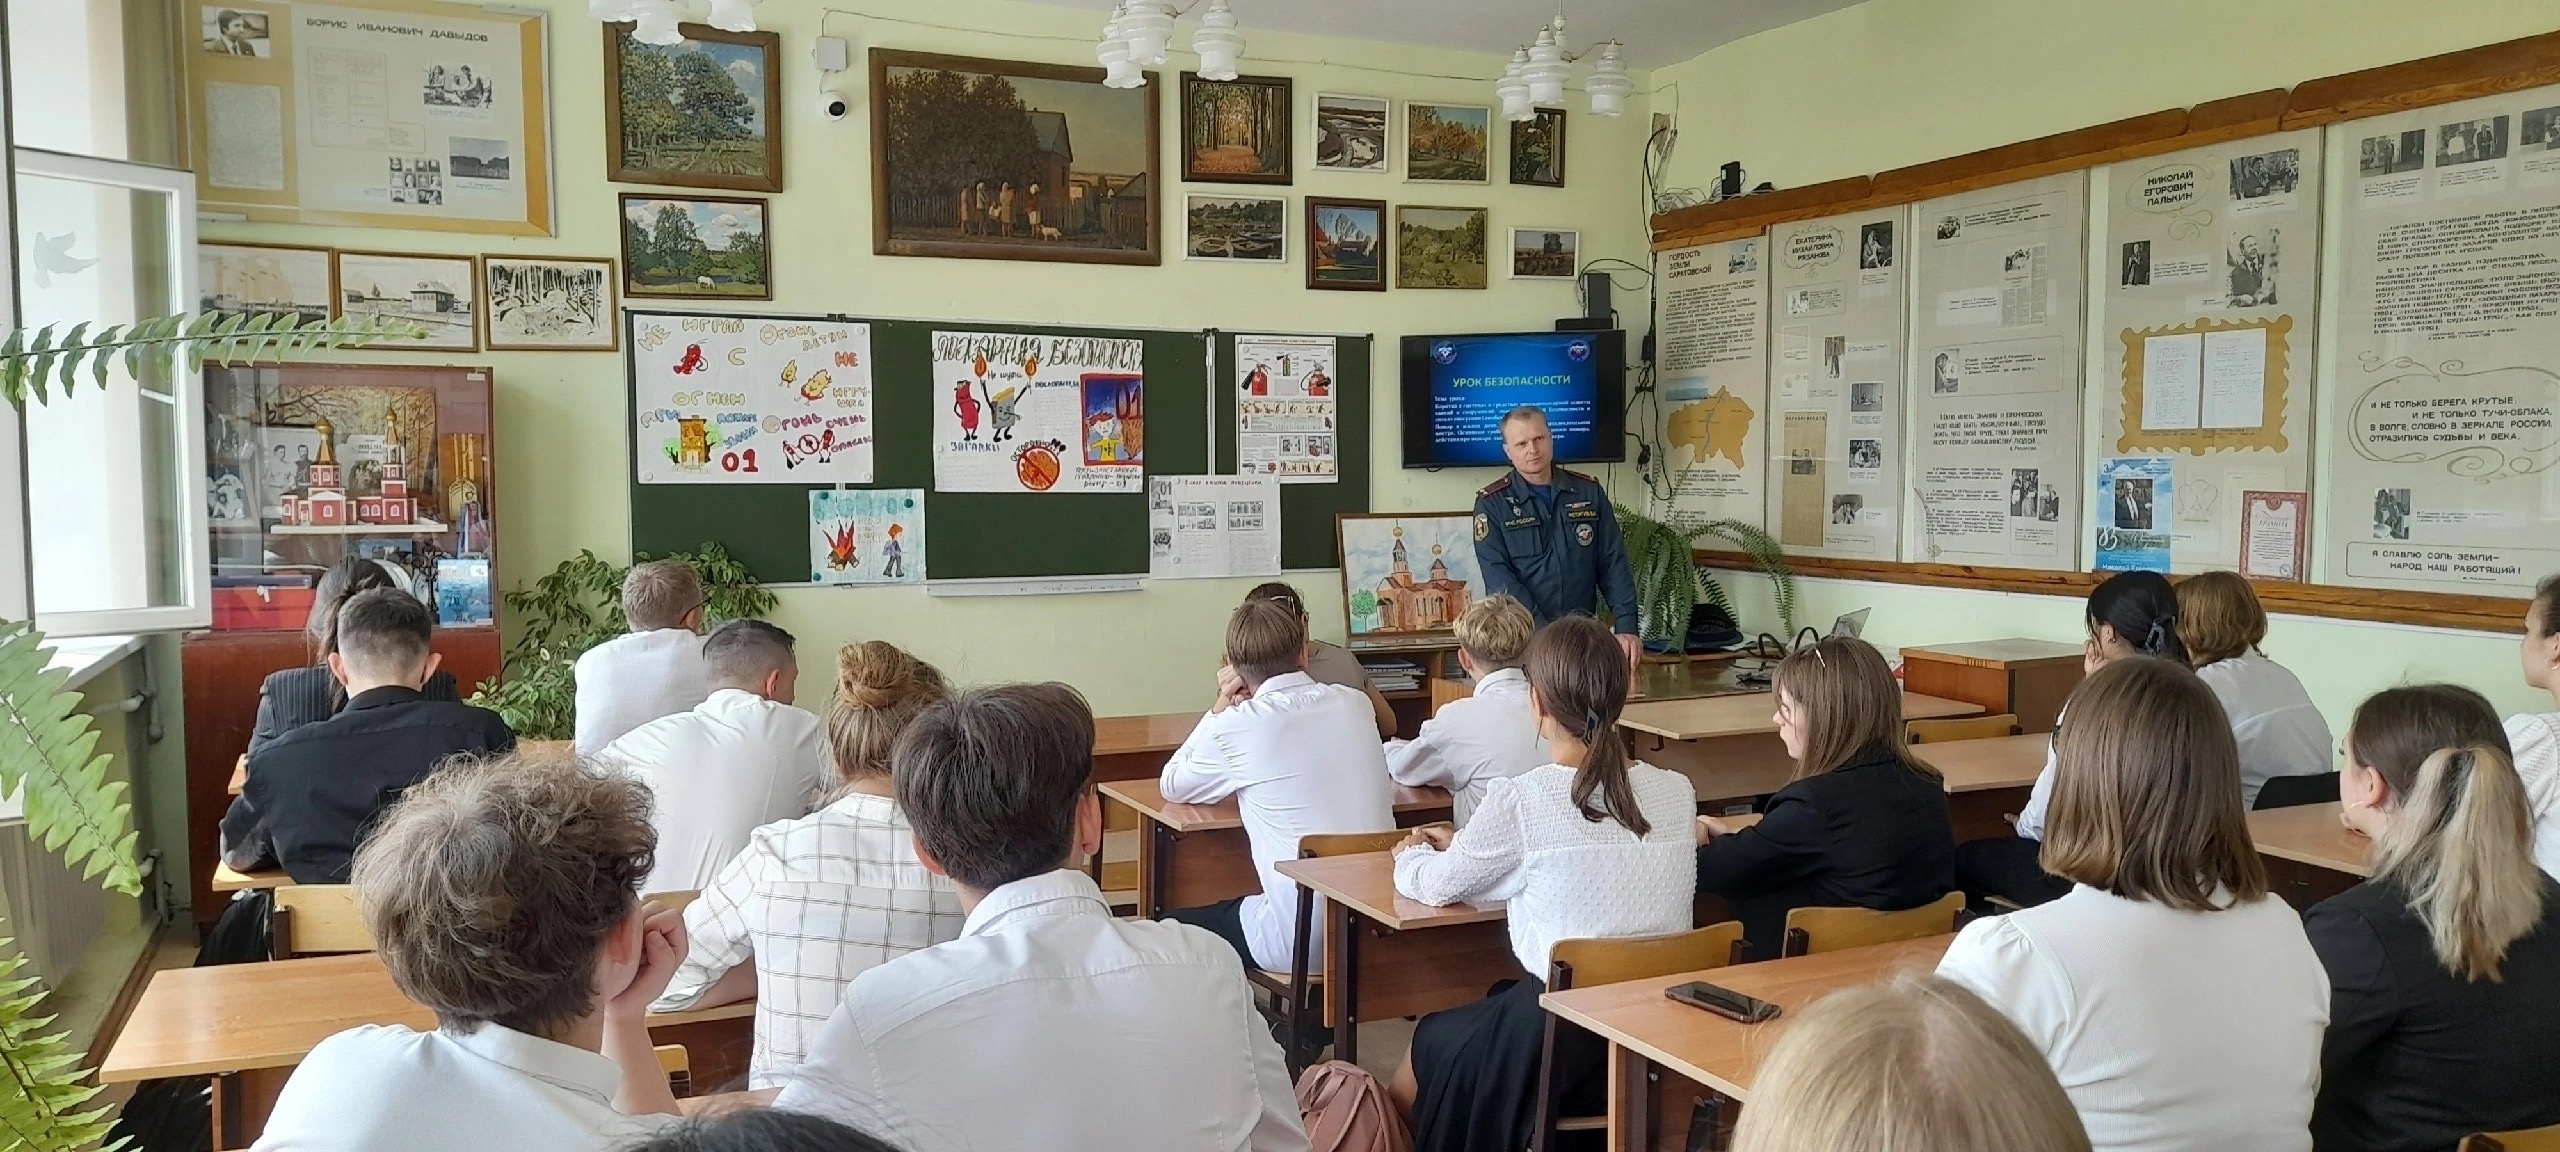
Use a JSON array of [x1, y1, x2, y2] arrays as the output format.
[[1471, 406, 1642, 669]]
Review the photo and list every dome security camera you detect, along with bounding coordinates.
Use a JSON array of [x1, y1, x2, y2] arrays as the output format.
[[818, 91, 850, 122]]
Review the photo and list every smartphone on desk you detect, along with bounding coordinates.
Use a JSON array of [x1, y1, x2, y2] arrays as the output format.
[[1665, 980, 1782, 1023]]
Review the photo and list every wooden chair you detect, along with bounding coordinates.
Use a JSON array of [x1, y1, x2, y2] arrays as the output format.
[[1278, 829, 1416, 1071], [655, 1044, 691, 1098], [269, 884, 374, 959], [2462, 1126, 2560, 1152], [1906, 713, 2020, 744], [1530, 923, 1747, 1152], [1781, 891, 1967, 958]]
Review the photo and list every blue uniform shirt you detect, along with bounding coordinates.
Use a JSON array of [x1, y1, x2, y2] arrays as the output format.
[[1470, 468, 1639, 632]]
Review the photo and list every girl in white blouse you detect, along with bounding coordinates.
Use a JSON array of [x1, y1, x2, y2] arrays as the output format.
[[1385, 615, 1697, 1152], [2174, 571, 2335, 807], [2511, 573, 2560, 876], [1937, 656, 2329, 1152]]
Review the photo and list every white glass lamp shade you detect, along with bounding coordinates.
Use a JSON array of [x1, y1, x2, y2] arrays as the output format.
[[1120, 0, 1174, 67], [588, 0, 644, 19], [1584, 42, 1634, 117], [1523, 26, 1570, 106], [1496, 49, 1533, 122], [1096, 8, 1126, 68], [630, 0, 684, 45], [704, 0, 760, 33], [1193, 0, 1245, 81]]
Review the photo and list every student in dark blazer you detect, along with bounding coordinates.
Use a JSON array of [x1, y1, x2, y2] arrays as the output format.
[[249, 556, 459, 753], [1694, 637, 1957, 958], [2308, 684, 2560, 1152], [222, 589, 513, 883]]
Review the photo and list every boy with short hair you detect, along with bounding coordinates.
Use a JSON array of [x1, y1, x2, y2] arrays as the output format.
[[1162, 600, 1397, 974], [575, 559, 713, 754], [1236, 582, 1397, 737], [250, 752, 684, 1150], [774, 683, 1305, 1152], [1386, 594, 1547, 826]]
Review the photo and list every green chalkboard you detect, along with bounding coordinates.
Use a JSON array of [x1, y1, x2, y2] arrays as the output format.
[[1213, 332, 1374, 569], [629, 311, 1208, 584]]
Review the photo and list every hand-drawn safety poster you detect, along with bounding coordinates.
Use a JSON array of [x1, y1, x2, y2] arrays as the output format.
[[1235, 334, 1338, 484], [630, 311, 875, 485], [809, 488, 926, 585], [931, 330, 1146, 494]]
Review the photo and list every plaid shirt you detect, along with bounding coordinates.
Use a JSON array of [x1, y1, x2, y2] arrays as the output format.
[[651, 790, 964, 1087]]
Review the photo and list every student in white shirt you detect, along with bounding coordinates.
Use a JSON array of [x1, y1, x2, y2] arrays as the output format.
[[1241, 582, 1398, 738], [650, 641, 965, 1087], [603, 620, 827, 894], [625, 1111, 899, 1152], [1937, 656, 2329, 1152], [1387, 615, 1696, 1152], [2509, 573, 2560, 876], [772, 683, 1307, 1152], [1162, 598, 1396, 974], [2175, 571, 2336, 806], [1386, 593, 1545, 825], [253, 752, 685, 1151], [574, 559, 712, 754]]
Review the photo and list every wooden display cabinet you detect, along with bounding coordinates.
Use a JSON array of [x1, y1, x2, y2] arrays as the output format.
[[1900, 638, 2085, 734]]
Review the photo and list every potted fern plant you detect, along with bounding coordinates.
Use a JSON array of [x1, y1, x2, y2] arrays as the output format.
[[1616, 510, 1799, 650]]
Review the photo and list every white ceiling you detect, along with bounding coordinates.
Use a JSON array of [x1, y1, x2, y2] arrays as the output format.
[[1024, 0, 1868, 71]]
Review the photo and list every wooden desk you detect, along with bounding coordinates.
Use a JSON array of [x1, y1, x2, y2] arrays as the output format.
[[229, 754, 246, 795], [1093, 712, 1202, 781], [1274, 851, 1522, 1064], [209, 863, 288, 893], [2248, 801, 2371, 909], [1901, 638, 2084, 733], [101, 953, 757, 1148], [1096, 780, 1454, 919], [1541, 935, 1955, 1151], [1622, 692, 1981, 806], [1432, 659, 1759, 712], [1908, 733, 2047, 843]]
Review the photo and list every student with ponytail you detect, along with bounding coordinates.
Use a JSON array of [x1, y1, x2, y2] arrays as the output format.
[[1693, 636, 1957, 958], [1388, 615, 1696, 1152], [2507, 572, 2560, 876], [2307, 684, 2560, 1152]]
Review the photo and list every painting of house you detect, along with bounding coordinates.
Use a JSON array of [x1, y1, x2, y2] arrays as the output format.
[[1338, 514, 1482, 639]]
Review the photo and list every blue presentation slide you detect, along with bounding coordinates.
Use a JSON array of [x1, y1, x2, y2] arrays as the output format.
[[1425, 334, 1602, 466]]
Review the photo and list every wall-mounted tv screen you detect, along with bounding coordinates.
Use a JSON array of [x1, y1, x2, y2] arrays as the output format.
[[1399, 330, 1626, 469]]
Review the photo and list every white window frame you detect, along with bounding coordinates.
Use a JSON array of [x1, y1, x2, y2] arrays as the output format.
[[13, 147, 207, 637]]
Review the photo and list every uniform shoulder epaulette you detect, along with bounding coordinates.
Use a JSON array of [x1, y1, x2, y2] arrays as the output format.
[[1560, 468, 1599, 485], [1476, 476, 1512, 498]]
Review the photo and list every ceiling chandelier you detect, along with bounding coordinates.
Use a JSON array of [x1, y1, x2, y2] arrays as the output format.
[[1496, 16, 1633, 119], [1096, 0, 1247, 88], [589, 0, 762, 47]]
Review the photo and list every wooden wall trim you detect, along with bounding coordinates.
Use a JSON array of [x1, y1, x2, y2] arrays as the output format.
[[2281, 29, 2560, 128], [1693, 550, 2532, 635]]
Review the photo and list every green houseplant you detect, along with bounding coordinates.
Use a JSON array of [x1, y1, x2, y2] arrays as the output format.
[[1617, 510, 1799, 648], [469, 544, 776, 740]]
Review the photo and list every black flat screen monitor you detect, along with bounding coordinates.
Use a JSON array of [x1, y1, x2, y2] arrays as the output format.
[[1399, 329, 1626, 468]]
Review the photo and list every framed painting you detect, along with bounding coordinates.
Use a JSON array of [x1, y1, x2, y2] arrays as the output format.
[[1395, 205, 1489, 289], [483, 255, 619, 351], [199, 242, 336, 325], [1336, 512, 1486, 641], [1405, 102, 1490, 184], [1510, 106, 1566, 187], [1509, 227, 1578, 279], [620, 194, 772, 299], [1181, 72, 1290, 184], [1304, 197, 1386, 292], [1313, 93, 1389, 173], [1186, 194, 1286, 262], [334, 251, 480, 350], [870, 48, 1161, 265], [603, 22, 783, 192]]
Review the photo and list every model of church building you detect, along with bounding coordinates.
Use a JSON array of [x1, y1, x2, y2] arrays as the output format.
[[301, 417, 348, 526], [1372, 528, 1470, 631]]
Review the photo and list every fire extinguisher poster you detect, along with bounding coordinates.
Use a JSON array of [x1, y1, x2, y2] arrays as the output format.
[[631, 310, 876, 485], [931, 329, 1145, 494]]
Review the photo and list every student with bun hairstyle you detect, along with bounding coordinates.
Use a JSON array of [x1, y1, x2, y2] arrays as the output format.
[[1938, 657, 2328, 1152], [650, 642, 964, 1088], [250, 556, 461, 752], [1389, 615, 1696, 1152], [2307, 684, 2560, 1152], [1693, 636, 1957, 958], [1731, 972, 2092, 1152], [2174, 571, 2334, 806], [2509, 573, 2560, 876], [1956, 569, 2188, 908]]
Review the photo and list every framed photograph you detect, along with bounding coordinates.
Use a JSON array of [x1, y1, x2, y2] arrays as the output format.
[[201, 6, 272, 57], [1304, 197, 1387, 292], [334, 251, 480, 350], [1509, 227, 1578, 279], [483, 255, 619, 351], [1510, 106, 1566, 187], [603, 22, 782, 192], [1395, 205, 1489, 289], [1181, 72, 1291, 184], [199, 242, 336, 325], [620, 194, 772, 299], [1185, 194, 1287, 262], [1405, 102, 1490, 184], [1336, 512, 1486, 641], [871, 48, 1160, 265], [1313, 94, 1389, 173]]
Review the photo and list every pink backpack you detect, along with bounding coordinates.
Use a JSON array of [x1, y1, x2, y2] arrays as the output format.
[[1295, 1061, 1412, 1152]]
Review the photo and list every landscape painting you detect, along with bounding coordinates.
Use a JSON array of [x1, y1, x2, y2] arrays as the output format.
[[871, 49, 1160, 265], [335, 251, 478, 350], [1305, 197, 1386, 291], [620, 194, 771, 299], [1182, 73, 1290, 184], [1405, 102, 1489, 183], [1314, 94, 1388, 173], [1186, 194, 1286, 262], [1337, 513, 1484, 639], [1510, 106, 1566, 187], [484, 256, 618, 351], [199, 243, 335, 325], [1510, 227, 1577, 279], [1396, 205, 1489, 289], [604, 23, 782, 192]]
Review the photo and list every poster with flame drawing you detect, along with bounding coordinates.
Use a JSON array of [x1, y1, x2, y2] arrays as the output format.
[[808, 488, 926, 585], [930, 329, 1146, 494]]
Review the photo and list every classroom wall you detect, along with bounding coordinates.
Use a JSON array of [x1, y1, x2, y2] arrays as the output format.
[[202, 0, 1658, 714], [1645, 0, 2560, 729]]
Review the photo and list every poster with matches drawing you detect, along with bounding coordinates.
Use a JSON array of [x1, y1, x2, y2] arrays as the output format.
[[930, 329, 1146, 494], [810, 488, 926, 584], [630, 311, 874, 485]]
